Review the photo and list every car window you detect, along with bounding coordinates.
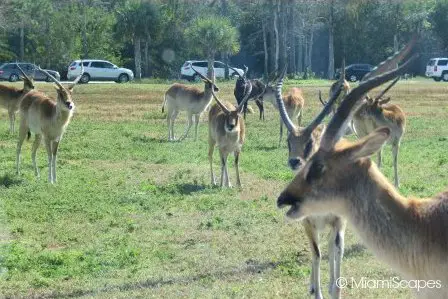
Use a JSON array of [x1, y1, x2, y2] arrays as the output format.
[[3, 64, 16, 70], [192, 62, 207, 68], [427, 60, 436, 66], [82, 61, 90, 67], [213, 62, 223, 68], [69, 61, 77, 67], [104, 62, 115, 69], [91, 61, 108, 68], [437, 59, 448, 66], [182, 62, 190, 67]]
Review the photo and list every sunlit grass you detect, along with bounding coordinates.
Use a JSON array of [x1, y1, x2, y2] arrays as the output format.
[[0, 78, 447, 298]]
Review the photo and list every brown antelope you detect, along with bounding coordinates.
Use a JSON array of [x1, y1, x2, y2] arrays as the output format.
[[162, 66, 219, 141], [16, 65, 83, 184], [352, 77, 405, 187], [0, 64, 35, 133], [262, 85, 305, 147], [275, 65, 346, 299], [277, 50, 447, 298], [208, 80, 252, 188]]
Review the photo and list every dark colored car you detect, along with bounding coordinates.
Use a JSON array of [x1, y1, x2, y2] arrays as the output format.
[[335, 63, 374, 82], [0, 62, 61, 82]]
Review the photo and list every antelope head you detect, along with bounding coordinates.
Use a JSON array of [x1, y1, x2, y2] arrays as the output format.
[[276, 65, 345, 171], [277, 38, 418, 220], [358, 77, 399, 117], [16, 63, 35, 91], [191, 66, 219, 92], [211, 81, 252, 133], [39, 62, 84, 112]]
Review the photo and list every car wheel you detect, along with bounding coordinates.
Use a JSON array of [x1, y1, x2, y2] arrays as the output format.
[[349, 75, 357, 82], [80, 73, 90, 84], [118, 73, 129, 83], [434, 77, 442, 82], [442, 72, 448, 82], [9, 73, 19, 82]]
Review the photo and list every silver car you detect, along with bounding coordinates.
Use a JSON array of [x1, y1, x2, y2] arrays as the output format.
[[67, 59, 134, 83], [0, 62, 61, 82]]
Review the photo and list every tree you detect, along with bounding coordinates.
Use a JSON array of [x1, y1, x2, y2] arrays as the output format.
[[430, 0, 448, 50], [116, 0, 159, 79], [185, 15, 239, 78]]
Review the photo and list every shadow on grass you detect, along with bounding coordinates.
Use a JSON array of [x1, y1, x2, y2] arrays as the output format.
[[158, 183, 207, 195], [131, 136, 170, 144], [252, 145, 279, 151], [344, 243, 367, 258], [45, 260, 281, 298], [0, 174, 22, 188]]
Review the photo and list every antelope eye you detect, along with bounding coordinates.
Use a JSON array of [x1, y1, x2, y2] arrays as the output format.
[[306, 161, 324, 183]]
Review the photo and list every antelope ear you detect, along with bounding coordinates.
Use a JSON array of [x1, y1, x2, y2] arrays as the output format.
[[312, 124, 325, 139], [344, 127, 390, 161]]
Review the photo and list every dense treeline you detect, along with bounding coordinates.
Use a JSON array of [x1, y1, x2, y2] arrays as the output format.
[[0, 0, 447, 79]]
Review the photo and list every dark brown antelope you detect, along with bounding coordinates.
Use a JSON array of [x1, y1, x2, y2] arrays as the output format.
[[278, 44, 445, 298], [275, 65, 346, 299], [208, 80, 252, 188], [0, 64, 35, 133], [162, 66, 219, 141], [16, 65, 83, 183]]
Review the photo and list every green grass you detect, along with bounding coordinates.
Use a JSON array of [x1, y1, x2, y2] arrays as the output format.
[[0, 79, 447, 298]]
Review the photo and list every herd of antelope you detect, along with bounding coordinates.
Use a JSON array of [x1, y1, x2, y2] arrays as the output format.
[[1, 35, 447, 298]]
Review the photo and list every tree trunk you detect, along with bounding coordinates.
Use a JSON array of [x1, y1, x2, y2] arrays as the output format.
[[262, 20, 269, 80], [289, 0, 296, 74], [207, 56, 215, 81], [222, 52, 229, 79], [307, 27, 314, 74], [81, 3, 88, 59], [280, 0, 287, 72], [134, 37, 142, 79], [297, 33, 303, 73], [19, 23, 24, 61], [273, 0, 279, 73], [328, 2, 335, 79], [144, 35, 150, 77]]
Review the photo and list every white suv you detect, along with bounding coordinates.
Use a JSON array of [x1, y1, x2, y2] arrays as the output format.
[[67, 59, 134, 83], [180, 60, 244, 81], [426, 58, 448, 82]]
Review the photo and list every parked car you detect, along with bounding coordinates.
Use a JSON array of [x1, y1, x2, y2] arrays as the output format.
[[426, 58, 448, 82], [180, 60, 244, 81], [67, 59, 134, 83], [0, 62, 61, 82], [335, 63, 374, 82]]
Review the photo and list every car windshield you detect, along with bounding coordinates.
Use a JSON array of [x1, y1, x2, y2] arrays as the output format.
[[182, 62, 190, 67], [69, 61, 77, 67], [427, 60, 436, 66]]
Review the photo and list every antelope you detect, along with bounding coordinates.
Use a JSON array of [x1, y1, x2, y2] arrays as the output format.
[[230, 65, 266, 120], [208, 79, 252, 188], [0, 64, 35, 133], [275, 65, 346, 299], [162, 66, 219, 141], [277, 46, 447, 298], [16, 65, 83, 184], [351, 77, 405, 187], [262, 85, 305, 147]]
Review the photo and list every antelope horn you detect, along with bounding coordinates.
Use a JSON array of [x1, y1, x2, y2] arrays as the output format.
[[318, 90, 327, 106], [276, 65, 297, 133], [237, 80, 253, 113], [228, 65, 242, 79], [242, 65, 248, 78], [362, 34, 418, 82], [68, 60, 84, 89], [320, 54, 418, 151], [191, 65, 213, 84], [211, 89, 231, 114], [38, 67, 64, 90], [303, 69, 344, 136], [16, 63, 32, 82], [373, 77, 400, 103]]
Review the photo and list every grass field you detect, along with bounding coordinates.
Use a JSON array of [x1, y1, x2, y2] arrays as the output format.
[[0, 78, 447, 298]]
